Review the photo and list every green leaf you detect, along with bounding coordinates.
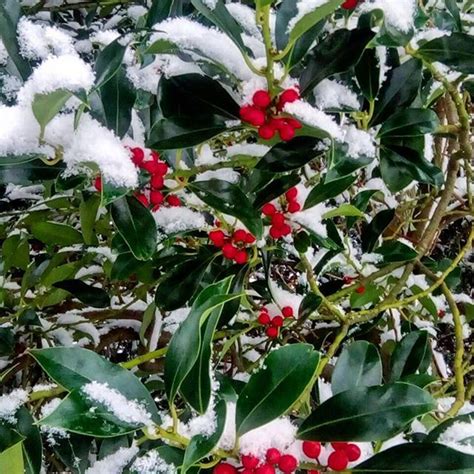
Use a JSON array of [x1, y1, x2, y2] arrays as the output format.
[[110, 196, 157, 261], [323, 204, 365, 220], [350, 283, 383, 309], [304, 175, 356, 209], [53, 279, 110, 308], [0, 328, 14, 356], [253, 174, 300, 209], [110, 252, 142, 281], [298, 293, 322, 319], [79, 193, 100, 246], [355, 48, 380, 101], [236, 344, 320, 435], [361, 209, 395, 252], [0, 425, 24, 453], [94, 38, 127, 87], [39, 391, 141, 437], [100, 66, 136, 138], [164, 278, 236, 403], [332, 341, 382, 395], [374, 240, 418, 263], [32, 90, 73, 137], [370, 58, 423, 126], [145, 38, 179, 55], [300, 28, 376, 95], [30, 222, 83, 246], [418, 33, 474, 74], [353, 443, 474, 472], [378, 109, 440, 137], [30, 347, 160, 423], [2, 235, 29, 271], [182, 400, 226, 473], [0, 159, 64, 185], [146, 0, 173, 27], [15, 407, 42, 474], [297, 383, 435, 441], [189, 180, 263, 238], [256, 137, 323, 172], [390, 331, 432, 382], [0, 441, 24, 474], [288, 0, 343, 45]]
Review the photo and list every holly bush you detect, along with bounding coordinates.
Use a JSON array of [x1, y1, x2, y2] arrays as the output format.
[[0, 0, 474, 472]]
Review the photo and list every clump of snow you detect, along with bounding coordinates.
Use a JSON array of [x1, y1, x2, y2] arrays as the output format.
[[342, 125, 377, 158], [130, 450, 176, 474], [82, 381, 152, 427], [86, 446, 139, 474], [437, 420, 474, 455], [226, 3, 262, 38], [163, 308, 189, 335], [291, 202, 329, 237], [202, 0, 218, 8], [287, 0, 330, 34], [18, 18, 76, 61], [0, 40, 8, 65], [0, 389, 29, 423], [313, 79, 359, 110], [153, 206, 207, 234], [1, 75, 23, 101], [127, 5, 147, 21], [227, 143, 269, 158], [268, 279, 303, 317], [284, 101, 343, 140], [360, 0, 416, 33], [4, 184, 44, 201]]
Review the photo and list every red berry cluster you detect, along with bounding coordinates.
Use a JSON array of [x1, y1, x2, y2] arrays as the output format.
[[261, 187, 301, 240], [213, 449, 298, 474], [258, 306, 294, 339], [302, 441, 361, 472], [341, 0, 359, 9], [209, 229, 256, 265], [240, 89, 302, 141]]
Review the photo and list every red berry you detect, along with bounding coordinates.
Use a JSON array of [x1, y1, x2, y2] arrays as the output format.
[[154, 161, 169, 176], [266, 448, 281, 465], [308, 471, 320, 474], [355, 285, 366, 294], [287, 201, 301, 213], [245, 232, 256, 244], [258, 312, 271, 325], [343, 275, 355, 285], [213, 463, 237, 474], [278, 454, 298, 473], [150, 174, 164, 189], [269, 226, 283, 239], [222, 243, 238, 259], [130, 147, 145, 166], [438, 309, 446, 318], [285, 117, 302, 129], [141, 160, 160, 174], [262, 203, 277, 216], [268, 118, 286, 130], [233, 229, 248, 243], [209, 230, 226, 247], [241, 454, 260, 469], [278, 89, 299, 109], [282, 306, 294, 318], [345, 444, 361, 462], [150, 150, 160, 161], [93, 176, 102, 192], [240, 106, 266, 126], [285, 187, 298, 201], [166, 195, 181, 207], [239, 105, 254, 121], [279, 223, 292, 236], [331, 443, 349, 451], [259, 124, 276, 140], [136, 192, 149, 207], [241, 470, 254, 474], [302, 441, 321, 459], [272, 315, 284, 327], [150, 190, 164, 206], [234, 249, 248, 265], [255, 464, 275, 474], [342, 0, 358, 9], [266, 326, 278, 338], [253, 90, 272, 108], [279, 124, 295, 141], [327, 450, 349, 471], [271, 213, 286, 227]]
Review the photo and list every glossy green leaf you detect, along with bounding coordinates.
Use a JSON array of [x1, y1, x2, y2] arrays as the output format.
[[353, 443, 474, 472], [53, 279, 110, 308], [110, 252, 142, 280], [300, 28, 376, 95], [0, 159, 64, 185], [332, 341, 382, 395], [110, 196, 157, 261], [94, 38, 127, 87], [350, 283, 383, 308], [236, 344, 320, 435], [16, 407, 42, 474], [390, 331, 432, 382], [146, 0, 173, 27], [304, 175, 356, 209], [361, 209, 395, 252], [145, 38, 179, 55], [323, 204, 365, 220], [355, 47, 380, 101], [0, 441, 24, 474], [256, 137, 323, 172], [32, 90, 73, 137], [182, 400, 226, 472], [298, 383, 435, 441], [378, 109, 440, 137], [30, 222, 83, 246], [346, 190, 378, 229], [31, 347, 160, 422], [79, 193, 100, 246], [418, 33, 474, 74], [0, 425, 23, 453], [370, 58, 422, 126], [189, 180, 263, 238], [374, 240, 418, 263]]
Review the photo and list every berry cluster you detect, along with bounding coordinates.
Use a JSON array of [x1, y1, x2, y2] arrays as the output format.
[[302, 441, 361, 472], [261, 187, 301, 239], [214, 449, 299, 474], [209, 229, 256, 265], [240, 89, 302, 141], [258, 306, 294, 339]]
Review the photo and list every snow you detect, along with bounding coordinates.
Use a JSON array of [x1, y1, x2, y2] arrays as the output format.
[[227, 143, 269, 158], [287, 0, 330, 34], [127, 5, 147, 21], [0, 40, 8, 65], [291, 202, 329, 237], [226, 3, 262, 38], [153, 206, 207, 234], [0, 389, 29, 423], [360, 0, 416, 33], [437, 420, 474, 455], [82, 381, 152, 427], [40, 398, 70, 445], [268, 279, 303, 317], [163, 308, 189, 335], [202, 0, 218, 9], [130, 450, 176, 474], [342, 125, 377, 158], [86, 446, 138, 474], [313, 79, 359, 110], [4, 184, 44, 201]]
